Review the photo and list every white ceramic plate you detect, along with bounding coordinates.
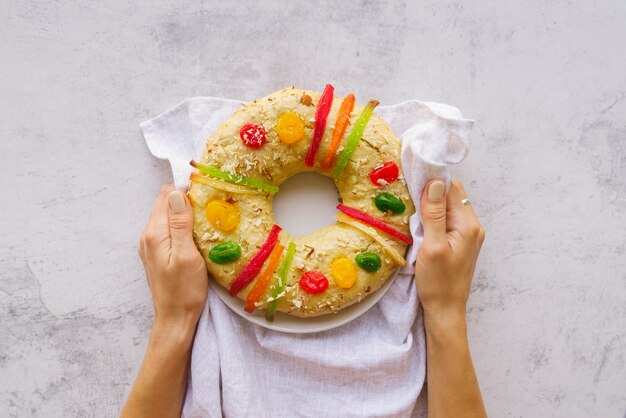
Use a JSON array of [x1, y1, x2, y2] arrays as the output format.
[[209, 173, 399, 334]]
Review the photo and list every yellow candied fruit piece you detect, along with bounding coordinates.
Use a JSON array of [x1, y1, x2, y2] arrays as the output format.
[[205, 200, 239, 232], [331, 256, 357, 289], [275, 112, 305, 144]]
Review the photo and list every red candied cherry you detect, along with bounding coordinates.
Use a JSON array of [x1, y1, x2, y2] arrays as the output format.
[[240, 123, 267, 148], [370, 162, 399, 186], [299, 271, 329, 294]]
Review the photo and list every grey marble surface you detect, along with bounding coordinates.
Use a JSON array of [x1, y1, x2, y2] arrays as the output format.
[[1, 1, 625, 417]]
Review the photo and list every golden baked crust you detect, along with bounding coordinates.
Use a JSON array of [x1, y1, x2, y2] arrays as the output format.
[[189, 87, 415, 317]]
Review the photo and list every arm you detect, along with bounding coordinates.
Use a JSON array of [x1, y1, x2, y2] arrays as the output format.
[[415, 179, 487, 418], [121, 185, 209, 418]]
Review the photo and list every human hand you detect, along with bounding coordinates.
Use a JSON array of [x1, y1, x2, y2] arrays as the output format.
[[415, 179, 488, 418], [138, 184, 208, 336], [122, 185, 208, 418], [414, 179, 485, 326]]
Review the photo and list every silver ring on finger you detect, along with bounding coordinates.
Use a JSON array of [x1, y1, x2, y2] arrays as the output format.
[[462, 198, 472, 206]]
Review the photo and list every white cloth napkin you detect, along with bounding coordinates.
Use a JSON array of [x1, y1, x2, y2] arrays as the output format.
[[140, 96, 472, 418]]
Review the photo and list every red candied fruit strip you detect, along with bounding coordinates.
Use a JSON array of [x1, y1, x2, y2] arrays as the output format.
[[229, 224, 282, 296], [336, 204, 413, 245], [305, 84, 334, 167]]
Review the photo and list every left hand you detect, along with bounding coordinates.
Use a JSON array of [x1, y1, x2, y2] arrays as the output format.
[[138, 184, 208, 332], [122, 185, 208, 418]]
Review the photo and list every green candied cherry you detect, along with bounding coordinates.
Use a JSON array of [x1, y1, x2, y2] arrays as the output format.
[[374, 192, 406, 215], [355, 253, 382, 272], [209, 241, 242, 264]]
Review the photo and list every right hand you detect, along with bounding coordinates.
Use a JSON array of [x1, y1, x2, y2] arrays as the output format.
[[414, 179, 485, 322]]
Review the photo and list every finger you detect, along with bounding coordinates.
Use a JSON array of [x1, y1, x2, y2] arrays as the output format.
[[453, 180, 485, 245], [420, 179, 448, 248], [140, 185, 171, 257], [143, 185, 173, 256], [151, 185, 175, 238], [447, 180, 483, 240], [167, 190, 197, 256], [451, 179, 477, 218], [147, 184, 173, 227], [446, 180, 475, 222]]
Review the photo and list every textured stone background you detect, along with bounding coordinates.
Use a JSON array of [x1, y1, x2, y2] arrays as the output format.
[[1, 1, 625, 417]]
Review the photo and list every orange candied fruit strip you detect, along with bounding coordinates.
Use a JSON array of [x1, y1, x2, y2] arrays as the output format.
[[321, 93, 356, 169], [244, 244, 285, 313]]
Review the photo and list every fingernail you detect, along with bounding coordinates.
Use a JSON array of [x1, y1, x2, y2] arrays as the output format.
[[428, 181, 445, 201], [168, 191, 186, 212]]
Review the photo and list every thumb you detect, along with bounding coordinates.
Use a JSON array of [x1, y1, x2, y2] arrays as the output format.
[[167, 190, 196, 254], [420, 180, 448, 247]]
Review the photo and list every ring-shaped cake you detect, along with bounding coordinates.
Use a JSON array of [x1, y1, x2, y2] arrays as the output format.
[[188, 86, 415, 320]]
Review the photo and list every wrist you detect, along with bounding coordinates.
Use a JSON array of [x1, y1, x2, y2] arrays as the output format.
[[150, 313, 199, 350], [422, 305, 468, 342]]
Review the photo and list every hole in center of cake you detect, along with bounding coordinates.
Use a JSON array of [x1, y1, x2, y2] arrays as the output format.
[[272, 172, 340, 237]]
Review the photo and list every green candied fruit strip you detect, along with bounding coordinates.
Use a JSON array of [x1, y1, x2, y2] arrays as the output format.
[[209, 242, 242, 264], [190, 160, 279, 194], [265, 242, 297, 322], [332, 99, 380, 179], [355, 252, 382, 272], [374, 192, 406, 214]]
